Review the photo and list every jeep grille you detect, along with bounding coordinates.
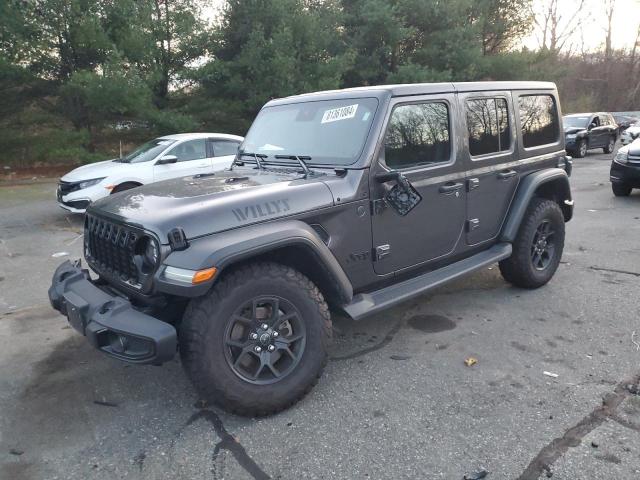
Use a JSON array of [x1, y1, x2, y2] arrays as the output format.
[[84, 214, 142, 288]]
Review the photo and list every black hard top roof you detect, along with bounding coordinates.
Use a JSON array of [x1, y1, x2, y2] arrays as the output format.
[[266, 81, 557, 107]]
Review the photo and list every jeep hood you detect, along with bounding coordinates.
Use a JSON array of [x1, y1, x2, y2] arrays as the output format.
[[89, 168, 335, 241]]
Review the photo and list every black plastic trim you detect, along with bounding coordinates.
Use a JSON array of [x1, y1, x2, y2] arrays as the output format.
[[48, 260, 177, 364]]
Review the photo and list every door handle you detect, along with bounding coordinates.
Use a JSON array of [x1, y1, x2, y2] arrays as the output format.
[[439, 182, 463, 194], [497, 169, 517, 180]]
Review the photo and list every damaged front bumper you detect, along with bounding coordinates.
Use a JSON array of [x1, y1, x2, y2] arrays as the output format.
[[48, 261, 177, 364]]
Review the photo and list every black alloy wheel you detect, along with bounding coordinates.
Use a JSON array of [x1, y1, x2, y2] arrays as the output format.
[[530, 220, 556, 271], [223, 296, 307, 385]]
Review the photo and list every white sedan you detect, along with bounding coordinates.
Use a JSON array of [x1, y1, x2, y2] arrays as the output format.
[[57, 133, 243, 213], [621, 122, 640, 146]]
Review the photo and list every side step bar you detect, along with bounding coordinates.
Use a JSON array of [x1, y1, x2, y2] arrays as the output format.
[[343, 243, 512, 321]]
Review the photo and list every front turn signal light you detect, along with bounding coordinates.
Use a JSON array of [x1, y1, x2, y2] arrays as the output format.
[[192, 267, 217, 284]]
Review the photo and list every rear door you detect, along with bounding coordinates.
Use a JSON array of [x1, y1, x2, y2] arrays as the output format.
[[153, 138, 211, 181], [371, 94, 467, 275], [209, 138, 241, 171], [460, 92, 519, 246]]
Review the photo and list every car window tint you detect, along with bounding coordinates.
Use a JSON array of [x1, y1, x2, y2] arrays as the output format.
[[211, 140, 240, 157], [168, 139, 207, 162], [466, 98, 511, 156], [384, 102, 451, 169], [518, 95, 560, 148]]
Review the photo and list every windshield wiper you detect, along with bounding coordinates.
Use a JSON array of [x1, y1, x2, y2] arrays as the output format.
[[274, 155, 313, 177], [231, 152, 268, 170]]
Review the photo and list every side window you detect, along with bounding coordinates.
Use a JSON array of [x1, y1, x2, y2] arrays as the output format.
[[211, 140, 240, 157], [466, 97, 511, 156], [518, 94, 560, 148], [384, 102, 451, 169], [167, 139, 207, 162]]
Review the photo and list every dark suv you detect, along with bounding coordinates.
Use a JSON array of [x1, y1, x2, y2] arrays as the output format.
[[563, 112, 618, 157], [49, 82, 573, 416], [610, 139, 640, 196]]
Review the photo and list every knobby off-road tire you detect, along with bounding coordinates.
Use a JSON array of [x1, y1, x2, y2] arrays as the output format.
[[612, 183, 632, 197], [179, 262, 331, 416], [499, 197, 565, 289]]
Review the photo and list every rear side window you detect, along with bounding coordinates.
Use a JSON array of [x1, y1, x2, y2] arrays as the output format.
[[466, 98, 511, 156], [518, 95, 560, 148], [384, 102, 451, 169], [211, 140, 240, 157]]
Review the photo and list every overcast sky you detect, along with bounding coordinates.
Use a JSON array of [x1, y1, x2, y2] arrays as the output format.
[[202, 0, 640, 53]]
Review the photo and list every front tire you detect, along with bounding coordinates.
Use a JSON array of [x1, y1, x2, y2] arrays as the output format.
[[603, 137, 615, 154], [179, 262, 331, 416], [612, 184, 632, 196], [499, 198, 565, 289], [111, 182, 141, 194], [574, 140, 587, 158]]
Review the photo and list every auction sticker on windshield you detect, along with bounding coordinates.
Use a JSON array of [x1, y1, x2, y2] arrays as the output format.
[[321, 104, 358, 124]]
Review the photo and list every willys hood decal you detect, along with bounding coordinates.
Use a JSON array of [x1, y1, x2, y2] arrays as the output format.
[[89, 168, 334, 242]]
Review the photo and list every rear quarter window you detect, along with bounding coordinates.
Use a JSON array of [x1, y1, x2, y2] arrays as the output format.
[[518, 94, 560, 148]]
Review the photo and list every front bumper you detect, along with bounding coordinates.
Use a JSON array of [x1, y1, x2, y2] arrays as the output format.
[[610, 161, 640, 188], [57, 183, 108, 213], [48, 260, 177, 364]]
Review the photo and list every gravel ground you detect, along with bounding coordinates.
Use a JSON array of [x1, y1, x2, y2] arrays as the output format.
[[1, 149, 639, 480]]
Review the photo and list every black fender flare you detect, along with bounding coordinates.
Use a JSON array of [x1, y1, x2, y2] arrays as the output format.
[[500, 168, 573, 243], [161, 220, 354, 303]]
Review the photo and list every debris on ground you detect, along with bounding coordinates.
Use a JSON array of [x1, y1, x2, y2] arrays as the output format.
[[543, 371, 559, 378], [51, 251, 70, 258], [632, 331, 640, 351], [93, 400, 118, 407], [591, 440, 599, 448], [464, 469, 488, 479], [9, 448, 24, 456], [625, 383, 639, 395], [389, 354, 411, 360], [464, 357, 478, 367]]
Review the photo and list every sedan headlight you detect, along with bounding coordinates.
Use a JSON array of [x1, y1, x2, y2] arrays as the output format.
[[78, 177, 105, 189], [614, 151, 628, 164]]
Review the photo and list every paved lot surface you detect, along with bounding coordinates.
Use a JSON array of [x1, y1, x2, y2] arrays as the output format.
[[1, 150, 640, 479]]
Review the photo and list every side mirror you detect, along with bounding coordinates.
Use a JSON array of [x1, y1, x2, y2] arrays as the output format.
[[156, 154, 177, 165], [589, 123, 597, 130], [375, 170, 412, 193], [375, 171, 401, 184]]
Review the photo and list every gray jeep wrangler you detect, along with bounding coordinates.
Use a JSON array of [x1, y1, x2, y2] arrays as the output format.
[[49, 82, 573, 416]]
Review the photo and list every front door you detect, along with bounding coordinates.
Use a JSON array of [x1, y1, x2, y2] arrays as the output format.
[[371, 95, 467, 275], [153, 138, 212, 182], [461, 93, 519, 245]]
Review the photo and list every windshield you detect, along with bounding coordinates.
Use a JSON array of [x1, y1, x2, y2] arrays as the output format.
[[240, 98, 379, 165], [121, 138, 176, 163], [563, 116, 590, 129]]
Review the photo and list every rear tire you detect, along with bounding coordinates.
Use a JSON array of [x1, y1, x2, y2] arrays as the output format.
[[603, 137, 615, 154], [612, 184, 632, 196], [179, 262, 331, 416], [499, 198, 565, 289]]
